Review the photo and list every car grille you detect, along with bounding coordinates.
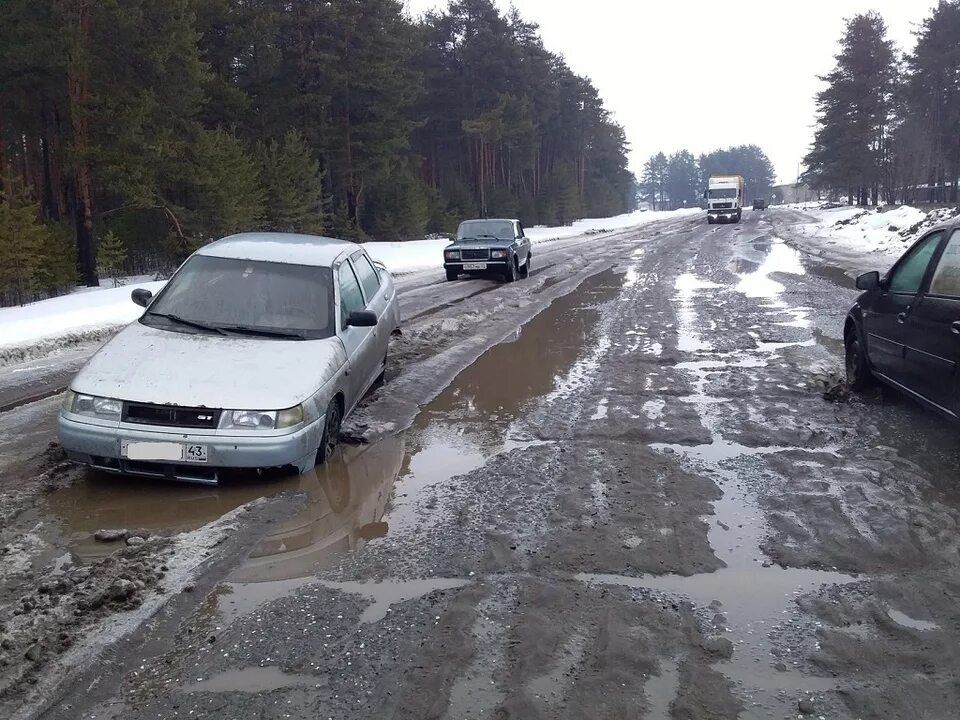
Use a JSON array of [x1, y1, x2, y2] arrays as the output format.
[[122, 402, 221, 429], [712, 202, 733, 209], [461, 248, 490, 260]]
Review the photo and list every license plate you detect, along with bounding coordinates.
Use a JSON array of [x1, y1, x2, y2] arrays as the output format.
[[122, 440, 208, 463], [463, 262, 487, 270]]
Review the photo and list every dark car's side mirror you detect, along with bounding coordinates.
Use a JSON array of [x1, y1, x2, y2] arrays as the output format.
[[855, 271, 881, 291], [131, 288, 153, 308], [346, 310, 378, 327]]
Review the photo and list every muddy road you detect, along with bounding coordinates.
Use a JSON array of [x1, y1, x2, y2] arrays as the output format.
[[4, 210, 960, 720]]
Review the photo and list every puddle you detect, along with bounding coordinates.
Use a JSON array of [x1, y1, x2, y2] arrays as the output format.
[[887, 609, 939, 631], [526, 633, 585, 703], [628, 249, 860, 708], [318, 577, 470, 623], [386, 269, 625, 534], [46, 437, 405, 575], [179, 666, 314, 694], [217, 576, 319, 626], [643, 656, 680, 719]]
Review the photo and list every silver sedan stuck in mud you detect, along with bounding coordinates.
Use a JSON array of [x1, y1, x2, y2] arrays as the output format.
[[58, 232, 400, 484]]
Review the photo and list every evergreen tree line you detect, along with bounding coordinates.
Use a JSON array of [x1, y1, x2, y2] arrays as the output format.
[[0, 0, 635, 304], [806, 3, 960, 206], [640, 145, 776, 210]]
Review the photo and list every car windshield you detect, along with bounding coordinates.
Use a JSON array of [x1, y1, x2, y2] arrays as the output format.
[[457, 220, 514, 241], [141, 255, 335, 340], [709, 188, 738, 199]]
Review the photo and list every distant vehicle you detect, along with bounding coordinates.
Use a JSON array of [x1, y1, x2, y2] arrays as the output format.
[[58, 232, 401, 484], [753, 198, 767, 210], [845, 220, 960, 420], [443, 218, 532, 282], [706, 175, 745, 224]]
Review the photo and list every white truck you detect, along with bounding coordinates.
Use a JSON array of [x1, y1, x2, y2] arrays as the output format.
[[706, 175, 745, 224]]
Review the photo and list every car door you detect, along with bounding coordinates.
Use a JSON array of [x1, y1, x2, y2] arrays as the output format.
[[904, 228, 960, 415], [336, 259, 377, 410], [516, 222, 530, 266], [862, 230, 944, 382], [349, 250, 390, 385]]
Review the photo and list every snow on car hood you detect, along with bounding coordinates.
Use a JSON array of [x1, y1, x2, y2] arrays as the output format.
[[71, 321, 346, 409]]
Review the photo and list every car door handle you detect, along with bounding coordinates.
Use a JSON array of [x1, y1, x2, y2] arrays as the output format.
[[952, 321, 960, 335], [897, 312, 907, 324]]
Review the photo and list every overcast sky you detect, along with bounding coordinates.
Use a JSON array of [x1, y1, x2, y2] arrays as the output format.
[[405, 0, 934, 184]]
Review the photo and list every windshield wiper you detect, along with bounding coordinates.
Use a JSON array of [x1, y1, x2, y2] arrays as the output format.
[[146, 312, 228, 336], [218, 325, 308, 340]]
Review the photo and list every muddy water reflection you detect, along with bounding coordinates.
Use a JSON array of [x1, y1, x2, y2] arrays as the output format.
[[45, 437, 404, 574]]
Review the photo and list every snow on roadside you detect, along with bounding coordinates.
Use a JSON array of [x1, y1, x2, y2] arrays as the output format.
[[361, 208, 699, 274], [0, 281, 166, 363], [0, 209, 697, 361], [789, 204, 951, 258]]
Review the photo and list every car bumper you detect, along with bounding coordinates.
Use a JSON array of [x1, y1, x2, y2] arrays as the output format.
[[58, 413, 324, 484], [444, 260, 510, 271], [708, 209, 739, 219]]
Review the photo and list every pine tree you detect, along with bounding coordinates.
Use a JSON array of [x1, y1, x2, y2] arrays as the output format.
[[805, 13, 897, 205], [901, 0, 960, 203], [257, 131, 326, 235], [642, 153, 668, 210], [665, 151, 700, 209], [0, 190, 50, 304], [96, 230, 127, 286], [178, 129, 265, 248]]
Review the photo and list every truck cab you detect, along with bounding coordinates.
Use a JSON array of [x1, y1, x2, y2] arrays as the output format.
[[706, 176, 745, 224]]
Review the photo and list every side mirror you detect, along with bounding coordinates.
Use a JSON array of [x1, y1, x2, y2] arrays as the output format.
[[131, 288, 153, 308], [346, 310, 378, 327], [855, 271, 881, 291]]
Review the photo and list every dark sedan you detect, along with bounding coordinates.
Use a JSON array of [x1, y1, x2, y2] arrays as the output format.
[[845, 219, 960, 419], [443, 218, 532, 283]]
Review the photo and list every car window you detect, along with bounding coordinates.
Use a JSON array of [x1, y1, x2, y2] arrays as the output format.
[[338, 261, 366, 327], [142, 256, 335, 339], [352, 252, 381, 301], [516, 223, 525, 238], [928, 229, 960, 298], [888, 231, 944, 295]]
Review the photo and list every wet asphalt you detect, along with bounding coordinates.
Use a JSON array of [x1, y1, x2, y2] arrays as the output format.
[[7, 210, 960, 719]]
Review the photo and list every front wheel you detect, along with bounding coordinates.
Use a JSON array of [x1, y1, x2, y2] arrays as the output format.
[[445, 269, 458, 281], [316, 398, 342, 465], [845, 333, 874, 391], [707, 216, 715, 225], [503, 259, 517, 283]]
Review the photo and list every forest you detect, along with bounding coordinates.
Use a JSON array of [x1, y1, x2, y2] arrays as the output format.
[[0, 0, 636, 302], [806, 2, 960, 207], [639, 145, 777, 210]]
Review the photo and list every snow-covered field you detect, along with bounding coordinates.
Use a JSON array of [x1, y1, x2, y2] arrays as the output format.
[[0, 209, 696, 358]]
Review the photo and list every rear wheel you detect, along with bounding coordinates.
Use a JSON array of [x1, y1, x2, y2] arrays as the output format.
[[845, 333, 874, 391], [503, 258, 517, 283], [445, 269, 458, 281], [519, 254, 531, 278], [316, 398, 342, 465]]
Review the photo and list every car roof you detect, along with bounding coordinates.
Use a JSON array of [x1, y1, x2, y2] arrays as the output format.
[[459, 218, 518, 223], [197, 232, 358, 267]]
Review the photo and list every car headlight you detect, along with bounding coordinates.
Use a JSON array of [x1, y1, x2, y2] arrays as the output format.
[[444, 250, 460, 260], [490, 249, 508, 259], [219, 405, 304, 431], [66, 391, 123, 420]]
